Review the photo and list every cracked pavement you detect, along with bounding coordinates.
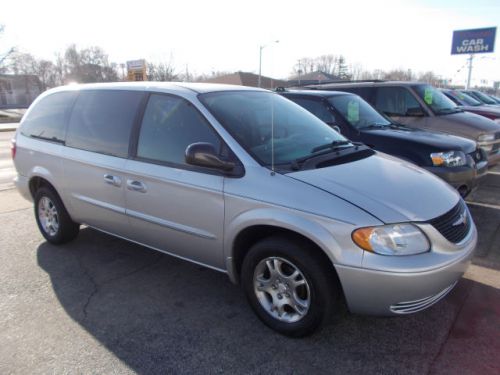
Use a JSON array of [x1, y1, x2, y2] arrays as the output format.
[[0, 188, 499, 374]]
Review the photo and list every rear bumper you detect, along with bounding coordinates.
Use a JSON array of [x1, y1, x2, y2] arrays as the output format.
[[335, 223, 476, 316], [14, 174, 32, 202]]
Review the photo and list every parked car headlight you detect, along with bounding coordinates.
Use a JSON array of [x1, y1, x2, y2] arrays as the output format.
[[352, 224, 430, 256], [430, 151, 466, 167], [478, 133, 495, 143]]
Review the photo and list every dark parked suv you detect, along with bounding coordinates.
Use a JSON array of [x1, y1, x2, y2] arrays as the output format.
[[279, 89, 487, 196], [304, 81, 500, 166]]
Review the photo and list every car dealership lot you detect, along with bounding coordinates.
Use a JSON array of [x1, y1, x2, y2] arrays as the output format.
[[0, 179, 499, 374]]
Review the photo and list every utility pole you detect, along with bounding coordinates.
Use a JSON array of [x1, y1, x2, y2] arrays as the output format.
[[466, 54, 473, 89]]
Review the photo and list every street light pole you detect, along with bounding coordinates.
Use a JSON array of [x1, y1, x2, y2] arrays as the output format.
[[466, 54, 474, 90], [258, 40, 279, 88]]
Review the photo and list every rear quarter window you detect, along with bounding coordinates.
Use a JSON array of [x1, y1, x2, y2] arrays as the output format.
[[66, 90, 144, 158], [20, 91, 78, 143]]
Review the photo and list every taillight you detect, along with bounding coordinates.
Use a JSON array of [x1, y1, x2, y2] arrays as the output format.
[[10, 138, 16, 159]]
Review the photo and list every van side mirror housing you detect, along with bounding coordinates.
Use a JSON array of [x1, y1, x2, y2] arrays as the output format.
[[185, 142, 235, 172]]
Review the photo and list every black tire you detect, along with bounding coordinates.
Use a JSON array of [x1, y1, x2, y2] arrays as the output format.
[[34, 186, 80, 244], [241, 235, 339, 337]]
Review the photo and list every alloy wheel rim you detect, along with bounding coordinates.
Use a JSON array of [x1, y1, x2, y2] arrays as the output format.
[[38, 196, 59, 236], [253, 256, 311, 323]]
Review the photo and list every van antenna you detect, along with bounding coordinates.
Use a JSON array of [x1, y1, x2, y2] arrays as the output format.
[[271, 94, 275, 175]]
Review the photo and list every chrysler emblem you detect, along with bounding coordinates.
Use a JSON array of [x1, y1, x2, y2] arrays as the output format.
[[452, 212, 467, 227]]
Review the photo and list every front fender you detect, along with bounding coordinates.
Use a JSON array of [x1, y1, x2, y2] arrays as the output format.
[[224, 207, 361, 284]]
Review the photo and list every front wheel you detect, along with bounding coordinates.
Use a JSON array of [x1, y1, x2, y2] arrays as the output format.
[[34, 186, 80, 244], [241, 235, 339, 337]]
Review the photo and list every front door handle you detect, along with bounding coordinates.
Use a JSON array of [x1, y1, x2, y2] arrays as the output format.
[[127, 180, 147, 193], [104, 174, 122, 187]]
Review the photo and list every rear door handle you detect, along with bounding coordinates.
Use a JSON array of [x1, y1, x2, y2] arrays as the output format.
[[127, 180, 147, 193], [104, 174, 122, 187]]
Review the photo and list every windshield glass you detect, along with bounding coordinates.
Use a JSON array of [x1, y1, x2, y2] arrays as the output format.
[[199, 91, 347, 166], [327, 94, 391, 128], [452, 91, 482, 106], [413, 85, 458, 114], [469, 90, 497, 105]]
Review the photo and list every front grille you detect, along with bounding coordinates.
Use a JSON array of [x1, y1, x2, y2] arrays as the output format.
[[390, 282, 457, 314], [493, 132, 500, 154], [469, 149, 485, 163], [428, 200, 471, 243]]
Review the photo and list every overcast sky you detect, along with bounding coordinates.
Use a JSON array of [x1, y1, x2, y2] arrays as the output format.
[[1, 0, 499, 86]]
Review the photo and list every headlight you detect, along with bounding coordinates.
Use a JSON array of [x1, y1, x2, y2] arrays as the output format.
[[430, 151, 466, 167], [478, 133, 495, 142], [352, 224, 430, 256]]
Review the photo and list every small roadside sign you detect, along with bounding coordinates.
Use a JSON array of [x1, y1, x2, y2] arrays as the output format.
[[451, 27, 496, 55]]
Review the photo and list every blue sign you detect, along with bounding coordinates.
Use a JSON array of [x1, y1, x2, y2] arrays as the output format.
[[451, 27, 496, 55]]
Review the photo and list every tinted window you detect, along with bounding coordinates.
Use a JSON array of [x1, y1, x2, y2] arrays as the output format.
[[375, 87, 423, 116], [21, 91, 78, 143], [66, 90, 144, 158], [413, 85, 458, 114], [328, 94, 391, 128], [137, 94, 221, 166], [288, 97, 336, 123], [335, 87, 374, 102]]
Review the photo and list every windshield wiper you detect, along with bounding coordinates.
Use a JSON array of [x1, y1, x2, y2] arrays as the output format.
[[435, 108, 463, 115], [360, 123, 389, 130], [311, 140, 352, 153]]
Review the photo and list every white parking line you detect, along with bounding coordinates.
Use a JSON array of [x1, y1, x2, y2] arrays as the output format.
[[466, 201, 500, 210]]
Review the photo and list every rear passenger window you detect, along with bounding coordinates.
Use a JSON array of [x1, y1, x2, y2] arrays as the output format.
[[21, 91, 78, 143], [375, 87, 422, 116], [66, 90, 144, 158], [136, 94, 221, 167]]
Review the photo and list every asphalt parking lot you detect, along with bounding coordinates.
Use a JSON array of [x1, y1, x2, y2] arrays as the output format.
[[0, 127, 499, 374]]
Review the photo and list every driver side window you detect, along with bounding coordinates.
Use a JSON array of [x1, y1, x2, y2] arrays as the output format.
[[375, 87, 422, 117], [137, 94, 221, 166]]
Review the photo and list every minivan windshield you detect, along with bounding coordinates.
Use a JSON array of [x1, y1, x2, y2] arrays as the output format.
[[199, 91, 349, 166], [413, 84, 460, 115], [327, 94, 391, 128]]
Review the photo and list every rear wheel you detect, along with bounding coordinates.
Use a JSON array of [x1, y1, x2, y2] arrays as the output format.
[[34, 186, 79, 244], [241, 235, 338, 337]]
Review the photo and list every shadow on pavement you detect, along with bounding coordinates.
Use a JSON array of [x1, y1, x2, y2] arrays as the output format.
[[36, 227, 499, 374]]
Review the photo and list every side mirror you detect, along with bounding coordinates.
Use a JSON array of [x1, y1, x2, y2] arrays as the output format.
[[185, 142, 235, 172], [406, 107, 425, 117]]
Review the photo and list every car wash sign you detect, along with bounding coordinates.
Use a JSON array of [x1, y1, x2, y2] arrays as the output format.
[[451, 27, 496, 55]]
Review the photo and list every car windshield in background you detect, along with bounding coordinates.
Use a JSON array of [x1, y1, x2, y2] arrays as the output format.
[[327, 94, 391, 129], [199, 91, 348, 166], [453, 91, 482, 106], [469, 90, 497, 105], [413, 85, 460, 115]]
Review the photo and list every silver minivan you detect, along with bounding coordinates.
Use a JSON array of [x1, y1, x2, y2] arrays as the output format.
[[13, 83, 476, 337]]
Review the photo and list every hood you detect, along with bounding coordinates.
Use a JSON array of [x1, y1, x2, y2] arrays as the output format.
[[360, 126, 476, 154], [288, 152, 459, 223], [436, 111, 500, 137], [459, 105, 500, 119]]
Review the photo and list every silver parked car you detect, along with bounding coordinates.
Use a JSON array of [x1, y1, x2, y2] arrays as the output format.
[[12, 83, 476, 337]]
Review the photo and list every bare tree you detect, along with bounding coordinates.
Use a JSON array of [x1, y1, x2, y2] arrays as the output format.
[[147, 61, 178, 81], [0, 25, 16, 73], [382, 69, 413, 81]]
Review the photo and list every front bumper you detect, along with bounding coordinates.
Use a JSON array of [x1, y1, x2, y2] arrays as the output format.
[[335, 221, 476, 316], [424, 160, 488, 196]]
